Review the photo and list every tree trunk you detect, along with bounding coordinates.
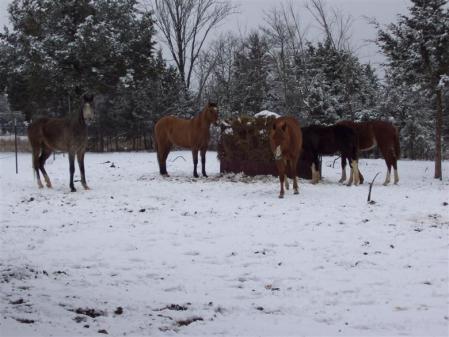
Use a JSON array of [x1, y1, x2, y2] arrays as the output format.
[[434, 88, 443, 179]]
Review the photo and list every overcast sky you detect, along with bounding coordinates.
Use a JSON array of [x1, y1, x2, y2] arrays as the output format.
[[0, 0, 411, 70]]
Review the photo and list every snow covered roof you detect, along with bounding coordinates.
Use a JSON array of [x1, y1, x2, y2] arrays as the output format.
[[254, 110, 280, 118]]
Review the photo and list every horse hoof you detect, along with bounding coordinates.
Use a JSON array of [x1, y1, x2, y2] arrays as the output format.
[[279, 194, 284, 199], [203, 174, 208, 178], [83, 185, 90, 190], [71, 188, 77, 192], [294, 190, 299, 195]]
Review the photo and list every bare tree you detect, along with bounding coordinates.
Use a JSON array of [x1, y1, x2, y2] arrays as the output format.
[[149, 0, 236, 92], [306, 0, 353, 51], [262, 3, 309, 114], [198, 33, 240, 114]]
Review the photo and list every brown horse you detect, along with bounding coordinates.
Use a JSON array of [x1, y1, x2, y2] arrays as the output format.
[[154, 102, 219, 177], [27, 94, 95, 192], [269, 117, 303, 198], [337, 120, 400, 185]]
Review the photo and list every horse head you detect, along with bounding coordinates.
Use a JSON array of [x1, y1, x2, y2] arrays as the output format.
[[205, 102, 219, 125], [270, 121, 289, 161], [81, 93, 95, 122]]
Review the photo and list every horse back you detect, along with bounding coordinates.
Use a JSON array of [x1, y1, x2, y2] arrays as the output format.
[[337, 120, 374, 151], [155, 116, 194, 149]]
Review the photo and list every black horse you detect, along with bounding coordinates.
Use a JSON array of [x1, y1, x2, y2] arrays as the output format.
[[301, 124, 360, 186]]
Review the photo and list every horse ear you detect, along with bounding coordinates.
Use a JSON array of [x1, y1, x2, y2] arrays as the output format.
[[281, 123, 287, 131]]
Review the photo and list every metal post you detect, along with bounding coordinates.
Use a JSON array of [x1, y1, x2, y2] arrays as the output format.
[[14, 118, 18, 174]]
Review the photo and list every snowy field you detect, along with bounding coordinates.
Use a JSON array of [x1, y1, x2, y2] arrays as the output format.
[[0, 151, 448, 336]]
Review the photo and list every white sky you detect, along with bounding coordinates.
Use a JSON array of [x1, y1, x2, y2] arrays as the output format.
[[0, 0, 411, 71]]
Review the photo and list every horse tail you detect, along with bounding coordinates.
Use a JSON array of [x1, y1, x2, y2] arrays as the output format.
[[393, 126, 400, 159]]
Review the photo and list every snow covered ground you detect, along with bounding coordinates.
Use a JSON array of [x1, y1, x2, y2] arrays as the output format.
[[0, 151, 448, 336]]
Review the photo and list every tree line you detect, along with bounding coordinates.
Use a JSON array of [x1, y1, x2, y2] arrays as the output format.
[[0, 0, 447, 178]]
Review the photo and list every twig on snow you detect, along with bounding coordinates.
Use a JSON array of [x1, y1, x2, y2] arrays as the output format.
[[170, 156, 186, 162], [367, 172, 381, 204]]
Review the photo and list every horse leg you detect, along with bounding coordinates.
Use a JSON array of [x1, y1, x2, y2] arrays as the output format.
[[311, 154, 320, 184], [32, 146, 44, 189], [339, 156, 347, 183], [276, 161, 286, 199], [378, 145, 393, 186], [347, 159, 354, 186], [39, 147, 53, 188], [290, 159, 299, 194], [69, 152, 76, 192], [351, 159, 360, 186], [393, 157, 399, 184], [77, 150, 89, 190], [383, 161, 392, 186], [358, 169, 364, 184], [200, 148, 208, 178], [158, 144, 170, 176], [192, 149, 199, 178]]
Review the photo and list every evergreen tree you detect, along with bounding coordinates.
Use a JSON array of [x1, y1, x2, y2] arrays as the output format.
[[1, 0, 157, 120], [377, 0, 449, 179], [231, 33, 271, 115]]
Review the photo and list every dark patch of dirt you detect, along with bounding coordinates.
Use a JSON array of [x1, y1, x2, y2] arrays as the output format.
[[70, 308, 106, 318], [114, 307, 123, 315], [10, 298, 25, 305], [98, 329, 108, 334], [156, 304, 189, 311], [166, 304, 188, 311], [176, 316, 203, 327], [74, 316, 87, 323], [15, 318, 35, 324]]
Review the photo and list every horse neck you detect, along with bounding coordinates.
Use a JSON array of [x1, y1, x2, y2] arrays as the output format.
[[193, 108, 210, 129], [77, 106, 86, 126]]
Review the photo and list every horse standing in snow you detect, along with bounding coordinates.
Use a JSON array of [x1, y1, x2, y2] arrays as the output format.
[[154, 102, 219, 178], [337, 120, 400, 185], [301, 124, 360, 185], [27, 93, 95, 192], [269, 117, 303, 198]]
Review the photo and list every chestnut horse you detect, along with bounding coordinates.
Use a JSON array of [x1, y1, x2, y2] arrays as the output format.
[[269, 117, 303, 198], [337, 120, 400, 185], [27, 93, 95, 192], [154, 102, 219, 177], [301, 124, 360, 185]]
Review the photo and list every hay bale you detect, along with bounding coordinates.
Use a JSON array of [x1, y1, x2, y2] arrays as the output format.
[[218, 115, 311, 179]]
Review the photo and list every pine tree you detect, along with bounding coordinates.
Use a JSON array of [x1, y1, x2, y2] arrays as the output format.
[[377, 0, 449, 179]]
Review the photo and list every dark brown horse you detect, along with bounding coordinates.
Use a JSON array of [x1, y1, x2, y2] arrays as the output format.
[[337, 120, 400, 185], [269, 117, 303, 198], [301, 124, 360, 185], [154, 102, 219, 177], [27, 94, 95, 192]]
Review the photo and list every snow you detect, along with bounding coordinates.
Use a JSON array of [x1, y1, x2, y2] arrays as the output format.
[[254, 110, 281, 118], [0, 151, 448, 336]]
